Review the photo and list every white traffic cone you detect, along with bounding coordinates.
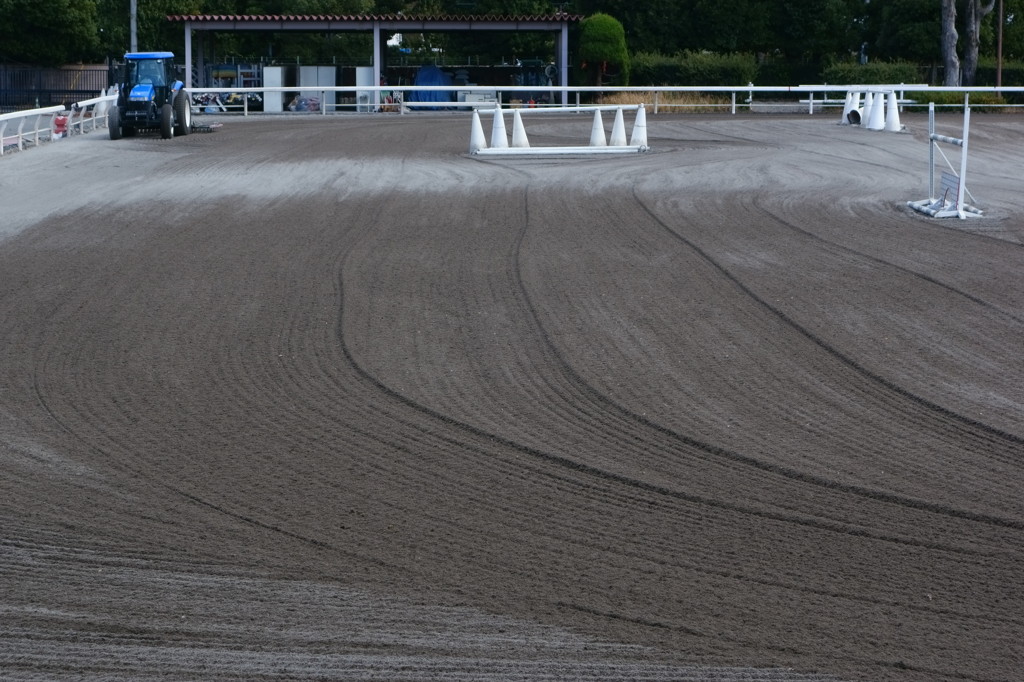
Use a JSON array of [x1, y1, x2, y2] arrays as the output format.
[[629, 104, 648, 148], [867, 91, 886, 130], [512, 108, 530, 147], [839, 92, 852, 124], [469, 110, 487, 153], [490, 108, 508, 149], [589, 109, 607, 146], [860, 92, 874, 127], [847, 91, 862, 124], [609, 107, 627, 146], [884, 90, 903, 132]]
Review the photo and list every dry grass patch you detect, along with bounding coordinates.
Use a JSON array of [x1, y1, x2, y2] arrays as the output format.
[[600, 91, 732, 113]]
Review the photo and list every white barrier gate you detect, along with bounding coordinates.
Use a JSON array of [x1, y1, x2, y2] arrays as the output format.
[[907, 101, 982, 220], [469, 105, 649, 156]]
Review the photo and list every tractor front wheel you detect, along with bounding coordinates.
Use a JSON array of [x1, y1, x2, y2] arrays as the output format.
[[160, 103, 174, 139], [108, 106, 122, 140]]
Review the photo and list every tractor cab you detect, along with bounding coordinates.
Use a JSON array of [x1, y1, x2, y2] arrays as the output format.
[[109, 51, 191, 139]]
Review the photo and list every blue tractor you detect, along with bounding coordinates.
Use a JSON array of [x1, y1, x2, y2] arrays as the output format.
[[109, 52, 191, 139]]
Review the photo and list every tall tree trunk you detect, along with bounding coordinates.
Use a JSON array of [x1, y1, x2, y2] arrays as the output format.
[[963, 0, 997, 86], [941, 0, 960, 86]]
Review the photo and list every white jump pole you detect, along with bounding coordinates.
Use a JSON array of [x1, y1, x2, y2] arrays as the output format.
[[475, 145, 647, 156]]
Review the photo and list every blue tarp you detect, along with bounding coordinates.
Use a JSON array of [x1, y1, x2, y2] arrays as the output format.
[[407, 65, 453, 108]]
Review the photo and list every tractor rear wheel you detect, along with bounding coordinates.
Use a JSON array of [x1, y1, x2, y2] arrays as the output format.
[[174, 92, 191, 136], [108, 106, 122, 140], [160, 103, 174, 139]]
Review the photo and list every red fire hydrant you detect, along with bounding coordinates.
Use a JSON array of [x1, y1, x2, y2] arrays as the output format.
[[53, 114, 68, 138]]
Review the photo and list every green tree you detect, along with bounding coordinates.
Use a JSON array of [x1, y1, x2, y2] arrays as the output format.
[[963, 0, 997, 84], [95, 0, 200, 57], [863, 0, 1019, 83], [578, 11, 628, 85], [423, 0, 562, 65], [0, 0, 101, 65], [372, 0, 408, 11], [867, 0, 941, 64], [576, 0, 688, 54], [691, 0, 772, 54], [998, 0, 1024, 59], [95, 0, 377, 62], [770, 0, 860, 63], [442, 0, 552, 13], [941, 0, 960, 84]]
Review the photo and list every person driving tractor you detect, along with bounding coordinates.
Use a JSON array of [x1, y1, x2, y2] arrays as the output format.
[[137, 60, 165, 86]]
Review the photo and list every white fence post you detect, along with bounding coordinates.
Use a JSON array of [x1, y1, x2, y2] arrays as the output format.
[[928, 103, 936, 199]]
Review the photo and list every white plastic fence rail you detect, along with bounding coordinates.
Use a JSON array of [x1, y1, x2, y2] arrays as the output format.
[[180, 84, 1024, 116], [0, 105, 64, 155], [69, 89, 119, 134], [0, 90, 118, 156]]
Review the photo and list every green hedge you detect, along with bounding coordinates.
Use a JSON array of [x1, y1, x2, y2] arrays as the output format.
[[631, 51, 758, 86], [821, 60, 923, 85], [753, 61, 820, 88], [903, 91, 1009, 110], [972, 59, 1024, 103], [630, 55, 925, 89], [626, 55, 1022, 107], [975, 59, 1024, 87]]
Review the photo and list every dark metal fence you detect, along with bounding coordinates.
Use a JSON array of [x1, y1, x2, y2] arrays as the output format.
[[0, 65, 109, 112]]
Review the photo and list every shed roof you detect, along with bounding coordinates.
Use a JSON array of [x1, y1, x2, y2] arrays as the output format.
[[167, 14, 582, 30]]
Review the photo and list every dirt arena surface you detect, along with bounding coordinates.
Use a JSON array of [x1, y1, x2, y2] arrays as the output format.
[[2, 109, 1023, 681]]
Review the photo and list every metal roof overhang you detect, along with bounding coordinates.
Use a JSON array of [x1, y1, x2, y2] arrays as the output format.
[[168, 14, 579, 102], [168, 15, 576, 32]]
